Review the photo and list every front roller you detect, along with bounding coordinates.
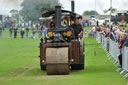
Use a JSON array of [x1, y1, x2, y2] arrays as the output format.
[[46, 47, 70, 75], [46, 64, 70, 75]]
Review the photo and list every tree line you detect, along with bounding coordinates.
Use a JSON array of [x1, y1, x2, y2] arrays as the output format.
[[10, 0, 60, 23]]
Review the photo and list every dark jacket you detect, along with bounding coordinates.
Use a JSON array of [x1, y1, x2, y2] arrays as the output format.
[[109, 31, 116, 41], [71, 24, 83, 38]]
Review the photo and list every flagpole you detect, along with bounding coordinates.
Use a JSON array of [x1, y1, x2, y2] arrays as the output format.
[[95, 0, 97, 25], [109, 0, 112, 28]]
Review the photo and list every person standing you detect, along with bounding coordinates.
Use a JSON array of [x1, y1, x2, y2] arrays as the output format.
[[96, 20, 99, 27], [118, 34, 126, 68], [14, 27, 18, 38], [25, 23, 29, 38], [18, 20, 22, 27], [71, 18, 83, 39], [42, 23, 47, 38], [21, 27, 25, 38], [9, 26, 13, 38], [2, 22, 5, 31], [36, 24, 39, 30], [32, 25, 36, 38], [0, 23, 2, 37]]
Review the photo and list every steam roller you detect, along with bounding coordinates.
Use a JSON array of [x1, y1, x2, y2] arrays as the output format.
[[46, 48, 70, 75], [39, 1, 85, 75]]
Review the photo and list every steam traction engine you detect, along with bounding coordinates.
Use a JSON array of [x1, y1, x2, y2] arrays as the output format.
[[39, 5, 85, 75]]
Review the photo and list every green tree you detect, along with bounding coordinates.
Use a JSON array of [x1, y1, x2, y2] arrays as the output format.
[[20, 0, 60, 23], [83, 10, 99, 15], [10, 9, 20, 22]]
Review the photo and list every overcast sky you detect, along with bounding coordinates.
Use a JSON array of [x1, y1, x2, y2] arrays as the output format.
[[0, 0, 128, 15]]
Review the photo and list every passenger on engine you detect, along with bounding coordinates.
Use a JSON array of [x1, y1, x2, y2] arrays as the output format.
[[50, 17, 55, 29]]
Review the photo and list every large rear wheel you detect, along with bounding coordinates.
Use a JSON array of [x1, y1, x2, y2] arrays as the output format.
[[71, 64, 84, 70]]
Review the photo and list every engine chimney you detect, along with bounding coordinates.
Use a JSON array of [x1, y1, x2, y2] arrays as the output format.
[[71, 0, 75, 12], [55, 6, 61, 29]]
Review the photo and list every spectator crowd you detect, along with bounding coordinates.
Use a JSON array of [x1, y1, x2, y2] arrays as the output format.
[[93, 24, 128, 69], [0, 22, 47, 39]]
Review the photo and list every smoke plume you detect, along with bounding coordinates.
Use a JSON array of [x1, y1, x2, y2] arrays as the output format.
[[1, 0, 23, 5], [0, 0, 23, 8]]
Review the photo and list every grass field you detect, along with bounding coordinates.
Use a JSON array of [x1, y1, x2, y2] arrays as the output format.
[[0, 28, 127, 85]]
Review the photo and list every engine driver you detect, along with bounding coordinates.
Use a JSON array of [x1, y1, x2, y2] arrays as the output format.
[[71, 18, 83, 39]]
